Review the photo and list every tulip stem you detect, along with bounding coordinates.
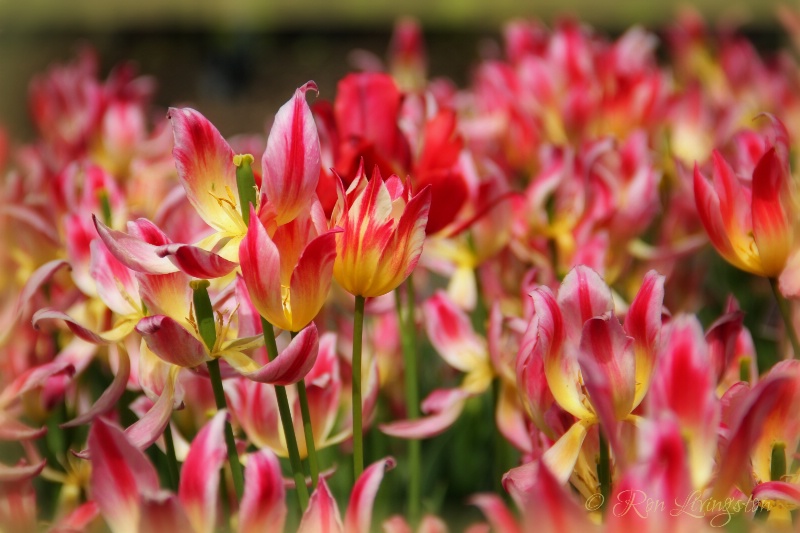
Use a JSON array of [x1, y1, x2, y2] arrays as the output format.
[[395, 277, 421, 526], [769, 277, 800, 359], [163, 423, 180, 491], [192, 280, 244, 502], [291, 330, 320, 490], [207, 358, 245, 501], [598, 430, 611, 509], [262, 318, 309, 510], [352, 295, 366, 479]]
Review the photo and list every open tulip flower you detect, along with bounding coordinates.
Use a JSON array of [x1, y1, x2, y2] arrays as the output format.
[[331, 165, 431, 298]]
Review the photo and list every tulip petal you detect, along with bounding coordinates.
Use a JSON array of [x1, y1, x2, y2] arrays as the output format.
[[262, 81, 321, 225], [136, 315, 208, 368], [540, 419, 593, 485], [344, 457, 396, 533], [0, 359, 74, 409], [288, 229, 339, 331], [557, 265, 614, 340], [93, 215, 178, 274], [90, 240, 142, 316], [124, 367, 179, 450], [136, 271, 192, 325], [297, 478, 343, 533], [380, 388, 470, 439], [578, 316, 635, 421], [752, 481, 800, 505], [239, 206, 285, 329], [230, 323, 319, 385], [62, 350, 131, 428], [155, 243, 238, 279], [469, 494, 522, 533], [49, 502, 100, 533], [0, 460, 46, 483], [752, 148, 792, 276], [139, 492, 194, 533], [423, 290, 487, 374], [623, 270, 664, 407], [168, 107, 240, 233], [179, 410, 228, 533], [32, 308, 115, 344], [239, 449, 287, 533], [88, 418, 159, 533], [0, 418, 47, 441], [12, 259, 69, 321]]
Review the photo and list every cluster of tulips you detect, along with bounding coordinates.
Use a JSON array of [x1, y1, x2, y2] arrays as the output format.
[[3, 8, 800, 533]]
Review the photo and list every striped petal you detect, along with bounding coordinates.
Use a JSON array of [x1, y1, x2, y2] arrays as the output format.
[[88, 418, 159, 533], [557, 265, 613, 341], [623, 270, 664, 407], [138, 493, 194, 533], [540, 419, 593, 485], [156, 243, 238, 279], [239, 205, 285, 329], [469, 494, 522, 533], [90, 240, 141, 316], [168, 107, 240, 234], [136, 315, 208, 368], [343, 457, 395, 533], [752, 147, 792, 276], [297, 478, 343, 533], [380, 388, 470, 439], [424, 290, 486, 374], [93, 216, 178, 274], [179, 410, 228, 533], [262, 81, 321, 225], [239, 449, 287, 533], [288, 229, 339, 331], [231, 323, 319, 385]]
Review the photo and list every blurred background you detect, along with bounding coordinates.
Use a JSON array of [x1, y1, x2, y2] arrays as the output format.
[[0, 0, 792, 142]]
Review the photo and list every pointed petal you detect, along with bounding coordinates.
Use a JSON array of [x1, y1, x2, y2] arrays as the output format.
[[139, 492, 194, 533], [288, 229, 339, 331], [623, 270, 664, 407], [297, 478, 343, 533], [239, 448, 287, 533], [88, 418, 159, 533], [751, 481, 800, 505], [156, 243, 238, 279], [136, 315, 208, 368], [0, 418, 47, 441], [557, 265, 613, 340], [344, 457, 396, 533], [32, 308, 114, 344], [239, 206, 285, 329], [94, 215, 178, 274], [540, 419, 593, 485], [90, 240, 141, 316], [62, 350, 131, 428], [0, 460, 46, 483], [379, 388, 470, 439], [423, 290, 486, 373], [0, 359, 74, 409], [578, 316, 635, 421], [136, 271, 192, 324], [752, 147, 792, 276], [262, 81, 321, 225], [49, 502, 100, 533], [469, 494, 522, 533], [179, 410, 228, 533], [13, 259, 69, 321], [124, 368, 179, 450], [168, 107, 239, 232], [233, 324, 319, 385]]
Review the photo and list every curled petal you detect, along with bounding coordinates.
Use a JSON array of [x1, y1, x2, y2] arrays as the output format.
[[32, 308, 116, 345], [94, 215, 177, 274], [751, 481, 800, 505], [0, 360, 74, 409], [239, 449, 287, 533], [297, 478, 343, 533], [262, 81, 321, 225], [156, 243, 238, 279], [0, 418, 47, 441], [179, 410, 229, 533], [62, 350, 131, 428], [124, 367, 180, 450], [88, 418, 159, 533], [380, 388, 470, 439], [230, 323, 319, 385], [344, 457, 396, 533], [12, 259, 69, 321], [423, 290, 486, 374], [136, 315, 208, 368], [0, 460, 46, 483]]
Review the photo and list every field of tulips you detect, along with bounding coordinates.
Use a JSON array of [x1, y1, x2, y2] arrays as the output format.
[[2, 9, 800, 533]]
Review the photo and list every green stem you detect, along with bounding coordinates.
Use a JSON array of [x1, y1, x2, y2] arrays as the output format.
[[352, 295, 366, 480], [395, 278, 421, 526], [163, 423, 181, 491], [207, 358, 244, 501], [769, 278, 800, 358], [191, 280, 243, 502], [598, 430, 611, 509], [262, 318, 309, 510], [293, 330, 320, 490]]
